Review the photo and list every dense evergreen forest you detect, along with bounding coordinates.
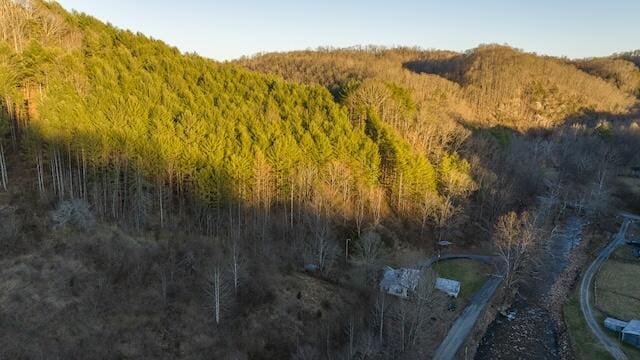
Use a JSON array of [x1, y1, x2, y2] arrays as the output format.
[[1, 0, 640, 358], [0, 0, 475, 235]]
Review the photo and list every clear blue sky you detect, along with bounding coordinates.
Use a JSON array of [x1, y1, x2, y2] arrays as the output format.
[[57, 0, 640, 61]]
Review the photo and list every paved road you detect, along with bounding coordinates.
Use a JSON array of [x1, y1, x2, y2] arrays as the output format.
[[416, 253, 498, 270], [433, 274, 503, 360], [413, 254, 503, 360], [579, 216, 633, 360]]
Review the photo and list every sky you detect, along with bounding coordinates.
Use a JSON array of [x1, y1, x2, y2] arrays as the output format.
[[56, 0, 640, 61]]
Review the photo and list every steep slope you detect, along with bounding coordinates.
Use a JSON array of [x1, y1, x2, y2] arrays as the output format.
[[244, 46, 636, 131], [8, 7, 376, 200], [406, 45, 636, 127], [240, 47, 474, 133], [0, 3, 468, 357], [575, 57, 640, 98], [240, 48, 478, 225], [618, 49, 640, 68], [240, 48, 475, 164], [0, 0, 481, 239]]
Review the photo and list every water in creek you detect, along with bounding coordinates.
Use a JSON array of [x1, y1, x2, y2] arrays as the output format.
[[475, 217, 585, 360]]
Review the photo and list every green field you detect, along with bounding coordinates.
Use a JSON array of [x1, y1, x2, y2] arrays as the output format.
[[564, 291, 612, 360], [595, 247, 640, 320], [564, 245, 640, 359], [618, 176, 640, 196], [434, 259, 491, 300]]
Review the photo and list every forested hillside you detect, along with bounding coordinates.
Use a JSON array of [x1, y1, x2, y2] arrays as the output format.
[[0, 2, 475, 357], [2, 1, 640, 359], [0, 0, 475, 234], [618, 49, 640, 67], [240, 47, 475, 153], [242, 45, 636, 129], [575, 56, 640, 97]]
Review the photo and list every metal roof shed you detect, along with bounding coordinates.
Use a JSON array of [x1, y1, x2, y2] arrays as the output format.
[[435, 277, 460, 298], [622, 320, 640, 349], [604, 317, 628, 333]]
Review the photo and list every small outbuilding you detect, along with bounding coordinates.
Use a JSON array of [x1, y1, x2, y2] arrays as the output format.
[[603, 318, 640, 349], [379, 266, 422, 298], [435, 277, 461, 298], [622, 320, 640, 349], [604, 317, 628, 333]]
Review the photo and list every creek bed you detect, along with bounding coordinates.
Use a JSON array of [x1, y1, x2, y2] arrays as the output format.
[[475, 217, 584, 359]]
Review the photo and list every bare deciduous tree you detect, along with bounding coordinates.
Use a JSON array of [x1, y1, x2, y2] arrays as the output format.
[[205, 265, 231, 325], [372, 292, 387, 344], [387, 269, 435, 355], [228, 239, 243, 294], [494, 211, 538, 288], [354, 229, 384, 266]]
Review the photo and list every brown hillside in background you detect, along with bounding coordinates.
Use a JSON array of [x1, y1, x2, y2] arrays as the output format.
[[241, 45, 637, 130], [575, 57, 640, 97]]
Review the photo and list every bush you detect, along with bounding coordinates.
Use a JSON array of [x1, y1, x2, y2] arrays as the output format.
[[51, 199, 95, 230], [0, 206, 19, 245]]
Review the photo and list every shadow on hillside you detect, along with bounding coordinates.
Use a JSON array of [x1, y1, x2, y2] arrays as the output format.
[[402, 57, 465, 85], [460, 107, 640, 231], [3, 129, 396, 359]]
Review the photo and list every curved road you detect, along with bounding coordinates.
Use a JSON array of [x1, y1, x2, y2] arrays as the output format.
[[416, 253, 498, 270], [413, 254, 504, 360], [579, 216, 634, 360]]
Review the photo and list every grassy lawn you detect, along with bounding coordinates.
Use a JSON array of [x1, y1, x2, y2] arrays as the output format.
[[565, 245, 640, 359], [618, 176, 640, 196], [615, 176, 640, 214], [593, 247, 640, 358], [594, 254, 640, 321], [433, 259, 491, 301], [564, 291, 611, 360], [611, 245, 638, 262]]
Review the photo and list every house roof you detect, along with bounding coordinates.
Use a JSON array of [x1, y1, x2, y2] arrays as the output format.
[[380, 266, 421, 292], [605, 318, 628, 327], [605, 317, 628, 330], [623, 320, 640, 336]]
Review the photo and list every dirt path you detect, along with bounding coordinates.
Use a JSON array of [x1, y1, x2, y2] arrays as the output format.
[[579, 216, 633, 360]]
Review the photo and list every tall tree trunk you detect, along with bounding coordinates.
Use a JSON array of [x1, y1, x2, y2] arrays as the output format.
[[82, 149, 87, 200], [67, 146, 74, 198], [231, 240, 239, 293], [0, 142, 7, 191], [213, 267, 221, 325], [35, 149, 45, 195], [378, 294, 385, 344], [158, 179, 164, 228], [50, 149, 56, 198], [112, 162, 120, 220]]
